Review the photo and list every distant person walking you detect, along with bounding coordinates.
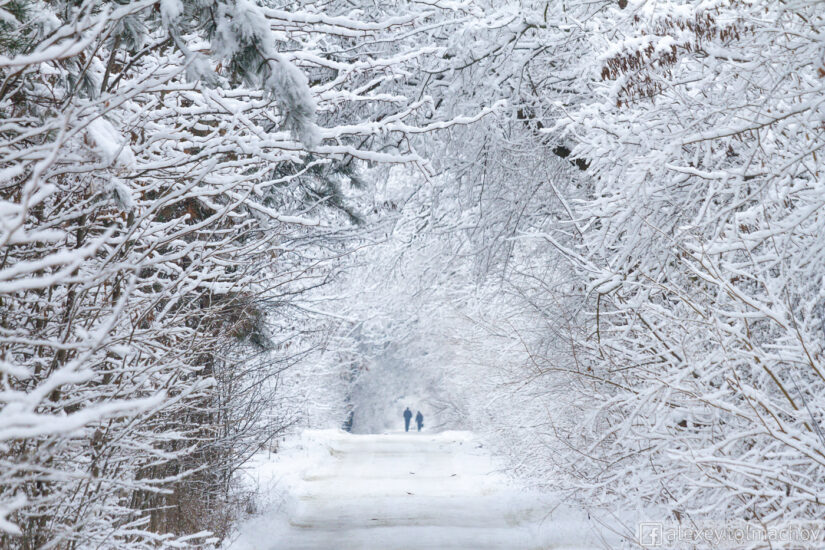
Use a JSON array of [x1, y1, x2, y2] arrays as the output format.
[[415, 411, 424, 432], [403, 407, 412, 432]]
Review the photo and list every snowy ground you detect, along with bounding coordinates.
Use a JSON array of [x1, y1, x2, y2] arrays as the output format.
[[227, 430, 615, 550]]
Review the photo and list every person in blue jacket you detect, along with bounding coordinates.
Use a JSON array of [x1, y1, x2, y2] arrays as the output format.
[[415, 411, 424, 432], [403, 407, 413, 432]]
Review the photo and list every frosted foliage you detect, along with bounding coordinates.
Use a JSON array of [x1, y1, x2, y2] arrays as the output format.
[[160, 0, 183, 27], [86, 118, 136, 170], [0, 0, 486, 548], [305, 1, 825, 547], [3, 0, 825, 548], [266, 55, 319, 146], [208, 0, 318, 144]]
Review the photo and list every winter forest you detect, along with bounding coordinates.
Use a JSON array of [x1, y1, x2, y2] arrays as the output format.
[[1, 0, 824, 548]]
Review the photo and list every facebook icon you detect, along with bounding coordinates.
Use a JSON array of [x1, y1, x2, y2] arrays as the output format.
[[639, 522, 663, 547]]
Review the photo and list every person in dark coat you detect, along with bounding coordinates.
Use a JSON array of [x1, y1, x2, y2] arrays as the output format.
[[415, 411, 424, 432], [403, 407, 412, 432]]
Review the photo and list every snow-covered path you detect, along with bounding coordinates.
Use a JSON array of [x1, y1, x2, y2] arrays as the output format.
[[229, 430, 606, 550]]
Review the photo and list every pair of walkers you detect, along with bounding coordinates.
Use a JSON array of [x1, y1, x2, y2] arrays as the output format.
[[403, 407, 424, 432]]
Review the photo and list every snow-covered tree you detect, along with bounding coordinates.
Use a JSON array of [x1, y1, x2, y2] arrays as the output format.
[[0, 0, 486, 546], [312, 2, 825, 546]]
